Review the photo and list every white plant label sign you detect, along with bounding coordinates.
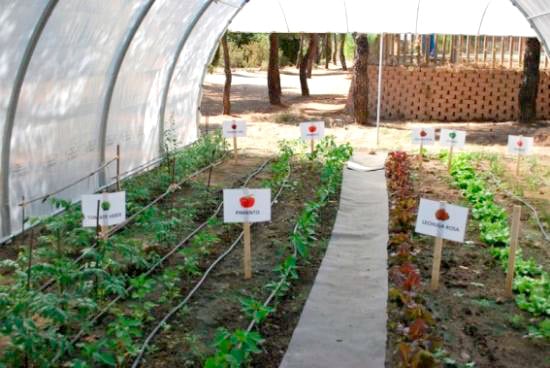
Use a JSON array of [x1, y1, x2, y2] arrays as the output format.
[[507, 135, 534, 155], [415, 198, 469, 243], [300, 121, 325, 141], [223, 189, 271, 223], [223, 120, 247, 138], [82, 192, 126, 227], [412, 127, 436, 145], [440, 129, 466, 149]]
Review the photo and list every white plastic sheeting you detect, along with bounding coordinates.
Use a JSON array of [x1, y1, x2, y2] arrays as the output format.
[[230, 0, 537, 36], [0, 0, 549, 239]]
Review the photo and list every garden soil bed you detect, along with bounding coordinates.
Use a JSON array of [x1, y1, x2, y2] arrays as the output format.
[[138, 159, 339, 367], [386, 156, 550, 368]]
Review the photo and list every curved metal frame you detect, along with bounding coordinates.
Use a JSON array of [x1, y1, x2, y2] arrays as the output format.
[[0, 0, 59, 237], [157, 0, 216, 155], [98, 0, 156, 187], [194, 0, 250, 135], [510, 0, 550, 56], [2, 0, 550, 241]]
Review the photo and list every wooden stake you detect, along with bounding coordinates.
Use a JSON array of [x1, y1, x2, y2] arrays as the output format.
[[310, 139, 315, 154], [509, 37, 514, 68], [466, 35, 470, 62], [425, 35, 430, 64], [442, 35, 447, 63], [500, 36, 505, 66], [516, 152, 521, 177], [396, 34, 401, 64], [233, 136, 238, 162], [519, 37, 524, 66], [483, 36, 488, 63], [447, 145, 454, 172], [450, 35, 455, 63], [491, 36, 497, 69], [418, 140, 424, 169], [431, 237, 444, 290], [243, 222, 252, 279], [116, 144, 121, 191], [505, 205, 522, 298], [409, 34, 414, 65], [474, 36, 479, 64], [457, 35, 463, 63]]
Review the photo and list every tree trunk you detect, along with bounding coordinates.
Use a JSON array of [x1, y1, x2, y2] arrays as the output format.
[[519, 37, 541, 124], [339, 33, 348, 71], [349, 35, 369, 124], [307, 34, 319, 79], [268, 33, 282, 105], [333, 33, 338, 65], [324, 33, 332, 69], [296, 34, 304, 69], [300, 34, 316, 96], [222, 34, 231, 115], [316, 35, 323, 65]]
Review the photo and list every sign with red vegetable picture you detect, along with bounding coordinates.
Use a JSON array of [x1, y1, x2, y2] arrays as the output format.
[[440, 129, 466, 149], [223, 188, 271, 223], [223, 120, 247, 138], [415, 198, 469, 243], [507, 135, 533, 155], [82, 192, 126, 227], [300, 121, 325, 141], [411, 127, 435, 145]]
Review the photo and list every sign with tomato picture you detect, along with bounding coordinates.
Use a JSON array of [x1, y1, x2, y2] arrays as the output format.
[[223, 188, 271, 223], [507, 135, 533, 155], [415, 198, 469, 243], [300, 121, 325, 141], [82, 192, 126, 227], [411, 127, 435, 145], [440, 129, 466, 149], [223, 120, 247, 138]]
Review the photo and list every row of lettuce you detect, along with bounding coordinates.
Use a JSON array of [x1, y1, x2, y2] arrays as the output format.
[[444, 152, 549, 339]]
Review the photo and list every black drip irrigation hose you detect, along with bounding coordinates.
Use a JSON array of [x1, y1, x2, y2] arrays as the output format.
[[246, 222, 299, 334], [51, 158, 271, 365], [485, 171, 549, 243], [130, 161, 292, 368]]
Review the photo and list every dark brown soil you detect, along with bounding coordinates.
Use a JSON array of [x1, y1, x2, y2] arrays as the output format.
[[136, 160, 338, 367], [387, 157, 550, 368]]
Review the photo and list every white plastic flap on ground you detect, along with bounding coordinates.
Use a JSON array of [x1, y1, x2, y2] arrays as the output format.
[[230, 0, 537, 36]]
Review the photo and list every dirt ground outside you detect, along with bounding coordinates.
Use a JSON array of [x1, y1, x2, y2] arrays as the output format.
[[200, 67, 550, 160]]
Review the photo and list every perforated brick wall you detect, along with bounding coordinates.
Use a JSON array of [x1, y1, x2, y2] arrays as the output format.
[[367, 66, 550, 121]]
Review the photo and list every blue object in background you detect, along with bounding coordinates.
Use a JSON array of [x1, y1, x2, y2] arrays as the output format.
[[429, 34, 436, 57]]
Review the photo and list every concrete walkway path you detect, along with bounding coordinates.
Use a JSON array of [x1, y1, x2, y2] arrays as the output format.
[[279, 152, 389, 368]]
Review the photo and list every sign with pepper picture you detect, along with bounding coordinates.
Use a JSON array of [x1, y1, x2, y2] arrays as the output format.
[[415, 198, 469, 243], [300, 121, 325, 141], [507, 135, 534, 156], [411, 127, 436, 145], [223, 188, 271, 223], [223, 120, 247, 138], [440, 129, 466, 149]]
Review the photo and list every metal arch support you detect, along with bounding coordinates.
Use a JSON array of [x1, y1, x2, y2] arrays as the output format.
[[195, 0, 250, 135], [157, 0, 216, 156], [98, 0, 156, 187], [343, 0, 350, 34], [477, 0, 493, 36], [0, 0, 59, 238], [509, 0, 550, 57]]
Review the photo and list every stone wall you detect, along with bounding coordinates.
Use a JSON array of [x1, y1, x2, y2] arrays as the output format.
[[367, 66, 550, 121]]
